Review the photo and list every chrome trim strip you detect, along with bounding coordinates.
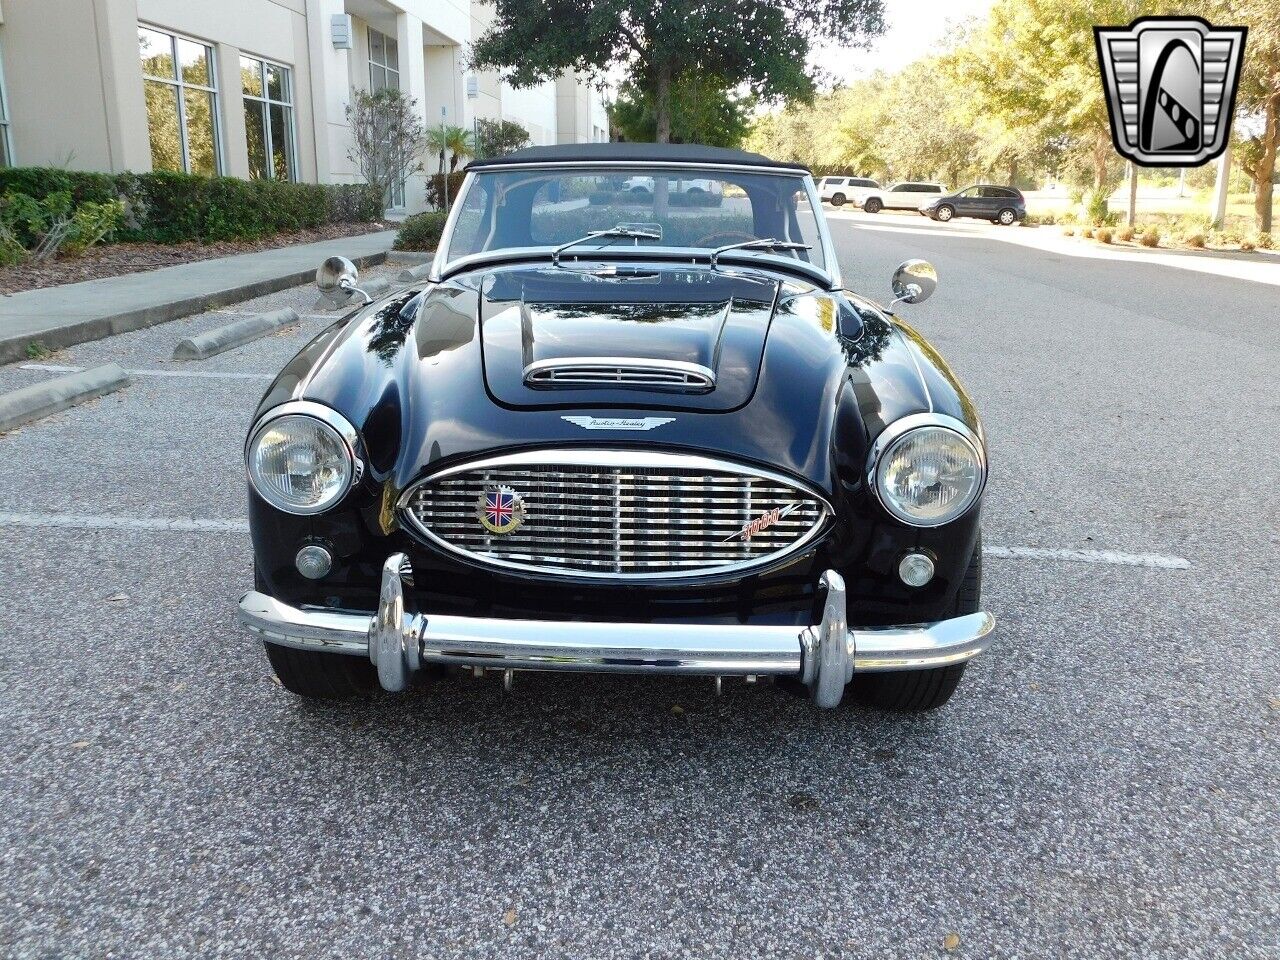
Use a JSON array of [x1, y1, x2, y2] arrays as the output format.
[[395, 448, 834, 582], [238, 555, 997, 708], [865, 413, 987, 529], [523, 356, 716, 391], [244, 400, 363, 516]]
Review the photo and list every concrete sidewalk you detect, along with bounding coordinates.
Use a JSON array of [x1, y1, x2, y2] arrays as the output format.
[[0, 230, 397, 364]]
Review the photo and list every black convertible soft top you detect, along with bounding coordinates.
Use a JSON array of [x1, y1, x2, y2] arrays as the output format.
[[467, 142, 809, 171]]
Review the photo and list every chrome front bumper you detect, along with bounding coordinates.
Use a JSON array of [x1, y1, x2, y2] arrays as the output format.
[[238, 553, 995, 709]]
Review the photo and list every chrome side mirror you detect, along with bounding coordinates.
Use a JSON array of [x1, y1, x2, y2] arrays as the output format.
[[316, 256, 371, 307], [888, 259, 937, 309]]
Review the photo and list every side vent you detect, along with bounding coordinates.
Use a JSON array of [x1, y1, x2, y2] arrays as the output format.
[[523, 357, 715, 392]]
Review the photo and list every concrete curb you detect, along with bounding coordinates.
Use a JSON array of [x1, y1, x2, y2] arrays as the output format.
[[362, 277, 392, 298], [396, 263, 432, 282], [386, 250, 433, 265], [0, 364, 131, 432], [172, 308, 300, 360], [0, 249, 387, 367]]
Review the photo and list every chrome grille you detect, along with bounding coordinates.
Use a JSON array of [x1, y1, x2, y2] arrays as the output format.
[[523, 358, 715, 392], [400, 451, 829, 580]]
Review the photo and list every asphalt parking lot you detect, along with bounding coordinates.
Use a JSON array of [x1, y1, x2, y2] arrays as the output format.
[[2, 223, 1277, 958]]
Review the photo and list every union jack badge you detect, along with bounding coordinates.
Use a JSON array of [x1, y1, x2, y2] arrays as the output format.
[[476, 485, 526, 535], [1095, 17, 1247, 167]]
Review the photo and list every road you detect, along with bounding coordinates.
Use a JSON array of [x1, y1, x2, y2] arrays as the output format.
[[1, 221, 1277, 959]]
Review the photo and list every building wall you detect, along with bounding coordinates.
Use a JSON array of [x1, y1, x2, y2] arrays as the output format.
[[0, 0, 609, 208]]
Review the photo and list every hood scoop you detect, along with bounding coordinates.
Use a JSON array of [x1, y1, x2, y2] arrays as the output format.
[[524, 356, 716, 392], [480, 266, 779, 412]]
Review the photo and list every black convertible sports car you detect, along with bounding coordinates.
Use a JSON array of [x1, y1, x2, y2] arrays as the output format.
[[238, 143, 994, 711]]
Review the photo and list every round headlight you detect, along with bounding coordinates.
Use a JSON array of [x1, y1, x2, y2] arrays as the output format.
[[873, 422, 984, 527], [247, 411, 354, 515]]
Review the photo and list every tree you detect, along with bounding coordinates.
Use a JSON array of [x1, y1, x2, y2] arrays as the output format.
[[346, 89, 426, 202], [426, 124, 476, 174], [611, 73, 754, 147], [469, 0, 886, 144], [953, 0, 1164, 192], [1222, 0, 1280, 233], [474, 118, 531, 159]]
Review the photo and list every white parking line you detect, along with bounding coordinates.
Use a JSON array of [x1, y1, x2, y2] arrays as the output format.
[[983, 545, 1191, 570], [19, 363, 273, 381], [0, 510, 1192, 569], [0, 512, 249, 533]]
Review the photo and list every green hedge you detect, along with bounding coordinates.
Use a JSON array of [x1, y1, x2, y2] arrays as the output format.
[[394, 211, 448, 251], [0, 167, 383, 243]]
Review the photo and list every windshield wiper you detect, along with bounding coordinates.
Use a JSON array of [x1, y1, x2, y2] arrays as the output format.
[[552, 227, 661, 267], [709, 238, 811, 269]]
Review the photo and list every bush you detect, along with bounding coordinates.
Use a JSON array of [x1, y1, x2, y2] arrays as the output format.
[[394, 210, 448, 251], [1183, 232, 1206, 248], [1240, 239, 1255, 251], [1061, 227, 1075, 237], [1095, 227, 1112, 244], [426, 172, 467, 211], [1255, 232, 1273, 250], [1085, 188, 1111, 226], [0, 189, 124, 262], [1081, 227, 1093, 239], [1117, 226, 1135, 242], [1140, 228, 1161, 247], [0, 166, 383, 246]]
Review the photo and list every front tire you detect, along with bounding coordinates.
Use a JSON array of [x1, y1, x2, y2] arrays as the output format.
[[849, 538, 981, 711], [863, 197, 882, 213], [936, 204, 955, 222], [264, 641, 376, 699]]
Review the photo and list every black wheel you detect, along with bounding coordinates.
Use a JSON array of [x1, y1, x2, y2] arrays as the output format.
[[936, 204, 955, 222], [849, 537, 981, 711], [264, 641, 377, 699], [863, 197, 882, 213], [998, 208, 1017, 225], [831, 192, 847, 207], [255, 563, 376, 699]]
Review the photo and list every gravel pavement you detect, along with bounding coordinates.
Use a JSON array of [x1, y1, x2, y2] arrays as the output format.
[[1, 223, 1277, 959]]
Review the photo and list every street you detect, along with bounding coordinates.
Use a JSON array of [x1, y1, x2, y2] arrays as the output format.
[[2, 222, 1277, 958]]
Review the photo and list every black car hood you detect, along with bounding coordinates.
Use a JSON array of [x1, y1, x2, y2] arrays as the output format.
[[478, 265, 779, 411]]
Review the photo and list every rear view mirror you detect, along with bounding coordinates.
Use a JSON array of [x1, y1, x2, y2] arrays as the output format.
[[889, 259, 937, 308]]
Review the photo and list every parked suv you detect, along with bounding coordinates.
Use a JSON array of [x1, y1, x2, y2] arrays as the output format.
[[861, 182, 947, 213], [818, 176, 880, 207], [923, 185, 1026, 225]]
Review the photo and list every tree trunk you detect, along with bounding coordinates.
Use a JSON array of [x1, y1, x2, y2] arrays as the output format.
[[1128, 162, 1138, 228], [654, 61, 673, 144], [1093, 136, 1110, 191], [1255, 94, 1278, 235], [1008, 156, 1018, 188], [653, 61, 673, 218]]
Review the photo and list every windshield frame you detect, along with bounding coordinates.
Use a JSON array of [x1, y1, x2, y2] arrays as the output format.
[[428, 161, 842, 289]]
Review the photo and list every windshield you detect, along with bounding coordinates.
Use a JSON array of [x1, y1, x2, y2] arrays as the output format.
[[442, 166, 827, 275]]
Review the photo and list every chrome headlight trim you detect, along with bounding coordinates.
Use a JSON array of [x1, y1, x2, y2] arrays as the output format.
[[866, 413, 987, 528], [245, 401, 362, 516]]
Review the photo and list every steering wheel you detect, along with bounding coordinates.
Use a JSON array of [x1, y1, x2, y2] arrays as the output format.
[[694, 230, 758, 248]]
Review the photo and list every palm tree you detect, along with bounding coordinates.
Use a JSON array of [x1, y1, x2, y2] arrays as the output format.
[[446, 126, 475, 172], [425, 125, 475, 174]]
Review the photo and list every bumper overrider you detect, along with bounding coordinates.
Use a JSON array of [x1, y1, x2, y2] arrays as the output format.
[[239, 554, 995, 709]]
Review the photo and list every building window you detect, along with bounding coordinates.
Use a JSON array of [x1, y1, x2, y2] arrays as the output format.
[[241, 56, 296, 181], [139, 25, 221, 175], [368, 28, 399, 92], [0, 43, 13, 166]]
